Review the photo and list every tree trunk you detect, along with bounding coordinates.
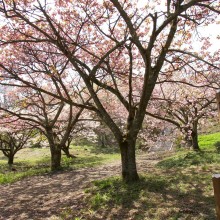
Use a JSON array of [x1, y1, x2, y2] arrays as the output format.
[[119, 140, 139, 183], [8, 153, 14, 165], [191, 130, 200, 151], [191, 121, 200, 151], [50, 145, 62, 171], [100, 134, 106, 147], [46, 129, 62, 171], [62, 146, 76, 158]]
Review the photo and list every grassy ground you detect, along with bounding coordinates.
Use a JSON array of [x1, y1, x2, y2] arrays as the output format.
[[1, 133, 220, 219], [68, 132, 220, 220], [0, 145, 120, 184], [199, 132, 220, 150]]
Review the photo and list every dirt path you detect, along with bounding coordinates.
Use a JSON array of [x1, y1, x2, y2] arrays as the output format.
[[0, 153, 161, 220]]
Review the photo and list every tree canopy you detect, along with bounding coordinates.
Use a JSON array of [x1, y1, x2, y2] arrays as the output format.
[[0, 0, 219, 182]]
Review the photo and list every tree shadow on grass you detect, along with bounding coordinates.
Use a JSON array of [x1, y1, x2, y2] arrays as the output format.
[[82, 172, 216, 219], [0, 161, 121, 220], [0, 153, 110, 186], [0, 152, 216, 220], [1, 154, 107, 172]]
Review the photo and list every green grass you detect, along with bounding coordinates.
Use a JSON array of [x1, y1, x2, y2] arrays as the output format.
[[157, 132, 220, 170], [157, 150, 220, 169], [0, 167, 49, 184], [1, 132, 220, 219], [64, 132, 220, 219], [199, 132, 220, 150], [0, 148, 51, 184], [72, 170, 216, 219], [0, 145, 120, 184], [87, 175, 169, 209]]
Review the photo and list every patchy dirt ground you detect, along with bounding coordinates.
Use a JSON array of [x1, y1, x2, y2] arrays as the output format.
[[0, 153, 161, 220]]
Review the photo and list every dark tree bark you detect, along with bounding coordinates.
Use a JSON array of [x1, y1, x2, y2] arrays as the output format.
[[8, 153, 14, 165], [184, 131, 200, 151], [2, 149, 15, 165], [191, 131, 200, 151], [183, 121, 200, 151], [191, 122, 200, 151], [62, 146, 76, 158], [119, 139, 139, 182], [46, 128, 63, 171], [50, 145, 62, 171]]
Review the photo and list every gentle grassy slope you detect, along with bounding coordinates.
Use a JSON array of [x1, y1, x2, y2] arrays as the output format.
[[79, 172, 215, 220], [199, 132, 220, 150], [157, 150, 220, 169], [69, 133, 220, 220], [0, 145, 120, 184]]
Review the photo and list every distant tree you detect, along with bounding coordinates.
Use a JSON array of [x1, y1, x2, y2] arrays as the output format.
[[0, 87, 85, 171], [0, 119, 34, 165], [94, 121, 117, 148], [147, 83, 217, 151]]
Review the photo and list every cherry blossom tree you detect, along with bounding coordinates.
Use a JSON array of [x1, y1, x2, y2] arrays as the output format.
[[147, 82, 217, 151], [0, 117, 35, 165], [0, 0, 219, 181], [0, 87, 85, 171]]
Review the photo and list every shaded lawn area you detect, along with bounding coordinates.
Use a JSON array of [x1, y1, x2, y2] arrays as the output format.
[[67, 133, 220, 220], [0, 145, 120, 184], [68, 165, 217, 219], [0, 132, 219, 219]]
